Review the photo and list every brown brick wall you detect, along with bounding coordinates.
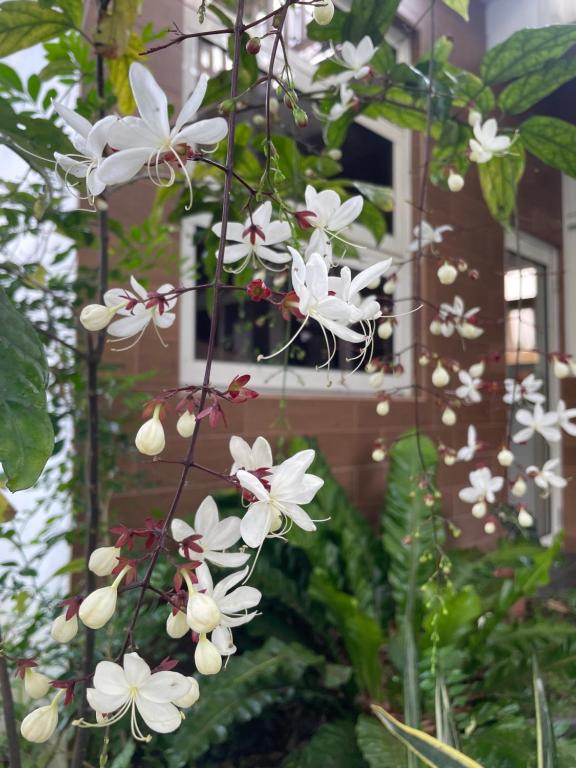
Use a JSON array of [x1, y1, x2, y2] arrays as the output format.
[[93, 0, 568, 550]]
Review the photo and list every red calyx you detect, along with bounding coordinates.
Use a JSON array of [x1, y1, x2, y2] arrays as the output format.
[[294, 210, 317, 230], [247, 279, 271, 302], [242, 223, 266, 245]]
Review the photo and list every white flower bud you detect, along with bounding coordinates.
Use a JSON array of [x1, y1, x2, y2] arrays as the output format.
[[24, 669, 50, 699], [377, 320, 393, 340], [469, 361, 485, 379], [173, 677, 200, 708], [327, 148, 342, 160], [177, 411, 197, 438], [88, 546, 120, 577], [376, 400, 390, 416], [252, 114, 265, 126], [364, 360, 378, 374], [167, 610, 190, 639], [79, 304, 114, 332], [518, 508, 534, 528], [195, 635, 222, 675], [437, 261, 457, 285], [79, 585, 118, 629], [511, 477, 527, 497], [484, 520, 496, 535], [51, 613, 78, 644], [448, 171, 464, 192], [135, 411, 165, 456], [432, 363, 450, 388], [313, 0, 334, 25], [429, 319, 442, 336], [459, 323, 483, 340], [187, 593, 222, 634], [569, 359, 576, 377], [472, 501, 487, 519], [468, 109, 482, 127], [371, 448, 386, 463], [444, 453, 456, 466], [441, 407, 457, 426], [553, 358, 570, 379], [369, 371, 385, 389], [20, 700, 59, 743], [497, 448, 514, 468], [383, 277, 397, 295]]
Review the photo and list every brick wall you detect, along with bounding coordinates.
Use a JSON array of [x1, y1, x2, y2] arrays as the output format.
[[96, 0, 566, 549]]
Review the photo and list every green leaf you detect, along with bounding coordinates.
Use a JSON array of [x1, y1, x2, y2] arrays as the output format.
[[309, 571, 384, 698], [0, 62, 23, 91], [165, 639, 323, 764], [92, 0, 142, 58], [356, 714, 408, 768], [424, 585, 482, 646], [481, 25, 576, 85], [521, 116, 576, 177], [371, 706, 484, 768], [0, 1, 76, 57], [434, 670, 460, 748], [0, 288, 54, 491], [499, 56, 576, 114], [284, 720, 367, 768], [478, 142, 525, 226], [533, 656, 555, 768], [352, 181, 394, 212], [441, 0, 469, 21]]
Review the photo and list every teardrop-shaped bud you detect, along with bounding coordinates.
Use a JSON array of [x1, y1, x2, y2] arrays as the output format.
[[176, 411, 197, 439], [51, 613, 78, 644], [24, 669, 50, 699], [78, 586, 118, 630], [195, 635, 222, 675], [88, 546, 120, 577], [173, 676, 200, 708], [187, 593, 221, 634], [135, 414, 165, 456], [20, 701, 59, 743], [313, 0, 335, 25], [166, 610, 189, 639]]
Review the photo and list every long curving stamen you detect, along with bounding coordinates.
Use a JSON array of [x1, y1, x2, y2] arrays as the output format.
[[256, 315, 310, 362]]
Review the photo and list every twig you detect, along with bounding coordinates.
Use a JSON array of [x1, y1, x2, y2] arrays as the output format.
[[0, 629, 22, 768]]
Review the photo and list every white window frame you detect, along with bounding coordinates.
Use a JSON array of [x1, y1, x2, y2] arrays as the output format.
[[180, 6, 413, 395], [504, 230, 562, 542]]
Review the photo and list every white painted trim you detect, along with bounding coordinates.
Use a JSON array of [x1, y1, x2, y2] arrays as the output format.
[[504, 231, 562, 541], [562, 174, 576, 357]]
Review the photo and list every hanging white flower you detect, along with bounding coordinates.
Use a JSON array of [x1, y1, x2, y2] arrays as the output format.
[[171, 495, 250, 571], [300, 185, 363, 254], [21, 693, 63, 743], [332, 36, 375, 83], [328, 84, 356, 121], [469, 118, 511, 163], [408, 221, 453, 252], [459, 467, 504, 504], [75, 653, 192, 742], [513, 403, 561, 444], [236, 449, 324, 548], [503, 373, 546, 405], [456, 425, 480, 462], [556, 399, 576, 436], [527, 458, 567, 496], [455, 369, 482, 403], [438, 296, 483, 339], [229, 435, 273, 474], [98, 64, 227, 205], [212, 202, 292, 272]]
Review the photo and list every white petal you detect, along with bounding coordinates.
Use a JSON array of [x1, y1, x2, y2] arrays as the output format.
[[459, 488, 480, 503], [205, 550, 250, 568], [53, 101, 92, 138], [349, 259, 392, 297], [139, 671, 191, 703], [240, 502, 273, 548], [173, 117, 228, 146], [263, 221, 291, 246], [194, 496, 219, 535], [251, 201, 272, 227], [236, 470, 269, 502], [327, 195, 363, 231], [252, 436, 273, 469], [212, 567, 250, 601], [218, 585, 261, 613], [107, 313, 150, 339], [54, 153, 89, 179], [175, 73, 208, 132], [281, 502, 317, 532], [206, 517, 242, 550], [171, 518, 195, 543], [254, 245, 291, 264], [93, 661, 129, 696], [154, 311, 175, 329], [129, 62, 170, 138], [107, 117, 159, 151], [86, 115, 117, 158], [86, 688, 128, 714], [211, 626, 236, 656], [223, 243, 251, 264], [98, 148, 151, 185], [123, 653, 151, 687], [135, 697, 183, 733]]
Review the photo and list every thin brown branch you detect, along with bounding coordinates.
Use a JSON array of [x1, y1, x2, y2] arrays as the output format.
[[0, 629, 22, 768]]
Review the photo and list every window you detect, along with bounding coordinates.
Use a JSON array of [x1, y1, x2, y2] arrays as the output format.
[[180, 3, 413, 393], [503, 233, 562, 541]]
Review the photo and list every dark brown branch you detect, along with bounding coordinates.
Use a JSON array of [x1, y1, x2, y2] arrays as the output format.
[[0, 629, 22, 768]]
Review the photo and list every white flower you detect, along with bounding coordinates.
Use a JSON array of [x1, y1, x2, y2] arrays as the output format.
[[527, 458, 567, 495], [448, 171, 464, 192], [104, 276, 177, 348], [24, 669, 50, 699], [212, 202, 291, 272], [301, 185, 363, 251], [51, 613, 78, 643], [437, 261, 457, 285], [135, 406, 166, 456], [314, 0, 335, 25], [173, 677, 200, 708], [99, 64, 227, 203], [186, 592, 222, 634], [237, 449, 324, 548], [469, 118, 511, 163], [438, 296, 483, 339], [457, 425, 480, 462], [455, 370, 482, 403], [556, 399, 576, 436], [503, 373, 545, 405], [468, 109, 482, 127], [408, 221, 452, 252], [333, 36, 375, 83], [229, 435, 273, 474], [459, 467, 504, 504], [171, 495, 250, 570], [166, 610, 189, 639], [21, 693, 62, 743], [328, 84, 355, 121], [89, 546, 121, 577], [513, 404, 561, 444], [194, 635, 222, 675], [77, 653, 192, 742], [53, 103, 116, 200]]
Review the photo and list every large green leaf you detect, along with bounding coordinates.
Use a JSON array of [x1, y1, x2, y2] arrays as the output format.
[[441, 0, 469, 21], [499, 56, 576, 114], [356, 714, 408, 768], [533, 656, 555, 768], [0, 1, 77, 57], [309, 572, 384, 698], [371, 706, 484, 768], [521, 116, 576, 177], [0, 288, 54, 491], [434, 670, 460, 748], [284, 720, 367, 767], [481, 25, 576, 85], [164, 639, 323, 765], [478, 142, 525, 226]]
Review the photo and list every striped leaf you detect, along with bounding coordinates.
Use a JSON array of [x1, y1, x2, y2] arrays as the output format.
[[371, 706, 484, 768], [533, 656, 556, 768]]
